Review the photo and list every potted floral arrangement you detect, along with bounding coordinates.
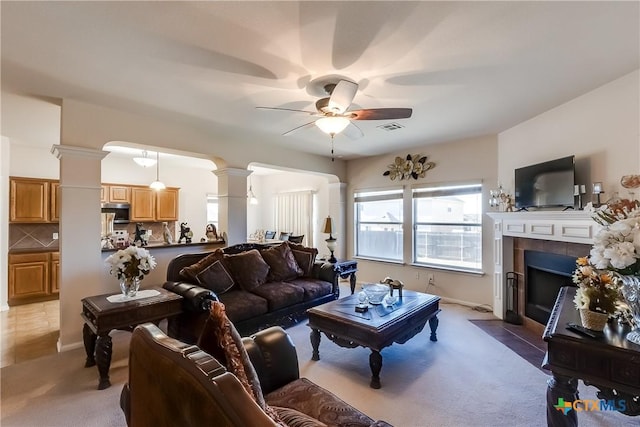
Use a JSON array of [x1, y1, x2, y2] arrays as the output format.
[[572, 256, 622, 330], [105, 245, 157, 297], [575, 198, 640, 338]]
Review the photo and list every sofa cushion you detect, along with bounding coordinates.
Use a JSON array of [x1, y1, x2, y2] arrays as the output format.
[[251, 282, 305, 311], [194, 260, 235, 294], [225, 249, 270, 292], [217, 289, 269, 323], [266, 377, 376, 427], [179, 249, 225, 282], [286, 243, 318, 277], [273, 406, 327, 427], [285, 278, 333, 301], [261, 243, 303, 282]]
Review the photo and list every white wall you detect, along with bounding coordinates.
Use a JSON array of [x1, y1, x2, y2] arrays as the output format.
[[346, 135, 498, 308], [498, 69, 640, 196], [247, 172, 331, 250]]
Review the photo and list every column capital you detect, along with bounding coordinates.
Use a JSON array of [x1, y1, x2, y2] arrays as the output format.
[[51, 144, 110, 160], [213, 168, 252, 178]]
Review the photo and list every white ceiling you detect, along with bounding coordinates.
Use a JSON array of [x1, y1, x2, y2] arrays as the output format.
[[1, 1, 638, 160]]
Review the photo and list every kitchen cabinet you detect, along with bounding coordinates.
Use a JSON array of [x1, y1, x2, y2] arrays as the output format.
[[50, 181, 60, 222], [130, 186, 179, 222], [10, 177, 51, 223], [8, 251, 59, 305], [102, 184, 131, 203]]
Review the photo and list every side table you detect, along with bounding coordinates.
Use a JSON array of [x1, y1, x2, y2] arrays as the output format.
[[81, 286, 182, 390], [328, 259, 358, 294]]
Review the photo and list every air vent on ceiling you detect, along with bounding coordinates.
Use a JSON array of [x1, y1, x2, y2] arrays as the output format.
[[377, 122, 405, 131]]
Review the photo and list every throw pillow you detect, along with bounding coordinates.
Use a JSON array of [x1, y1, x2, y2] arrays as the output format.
[[273, 407, 327, 427], [261, 243, 303, 282], [198, 302, 285, 425], [194, 260, 235, 294], [225, 249, 270, 292], [286, 242, 318, 277], [179, 249, 225, 282]]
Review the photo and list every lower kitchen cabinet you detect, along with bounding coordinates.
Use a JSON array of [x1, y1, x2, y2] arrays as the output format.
[[8, 251, 59, 306]]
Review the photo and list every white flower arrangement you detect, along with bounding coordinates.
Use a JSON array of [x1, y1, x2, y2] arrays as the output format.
[[105, 245, 157, 281], [572, 198, 640, 315]]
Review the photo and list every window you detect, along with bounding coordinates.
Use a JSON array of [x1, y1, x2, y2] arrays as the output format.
[[413, 183, 482, 272], [354, 189, 403, 261], [206, 194, 218, 229]]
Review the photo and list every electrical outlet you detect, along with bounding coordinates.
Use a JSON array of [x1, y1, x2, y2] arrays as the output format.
[[427, 273, 435, 286], [53, 232, 59, 240], [415, 272, 420, 280], [147, 230, 152, 236]]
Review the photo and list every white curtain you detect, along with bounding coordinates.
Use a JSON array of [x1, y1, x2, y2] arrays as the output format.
[[274, 191, 313, 246]]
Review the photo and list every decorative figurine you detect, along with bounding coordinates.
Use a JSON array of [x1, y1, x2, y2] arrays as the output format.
[[380, 276, 404, 299], [162, 222, 173, 244], [205, 223, 218, 242], [133, 223, 148, 247], [178, 222, 193, 244]]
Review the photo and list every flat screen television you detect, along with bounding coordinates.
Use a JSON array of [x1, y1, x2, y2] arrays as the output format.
[[514, 155, 575, 210]]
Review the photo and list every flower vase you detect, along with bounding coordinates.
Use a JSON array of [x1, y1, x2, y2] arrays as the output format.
[[579, 308, 609, 332], [619, 274, 640, 345], [119, 277, 140, 298]]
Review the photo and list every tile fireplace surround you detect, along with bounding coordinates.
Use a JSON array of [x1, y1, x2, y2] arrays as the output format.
[[487, 211, 596, 330]]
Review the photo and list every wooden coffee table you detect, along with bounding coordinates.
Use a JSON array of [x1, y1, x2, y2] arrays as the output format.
[[81, 287, 182, 389], [307, 290, 440, 388]]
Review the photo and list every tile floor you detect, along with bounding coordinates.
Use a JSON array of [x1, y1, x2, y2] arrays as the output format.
[[1, 299, 59, 368]]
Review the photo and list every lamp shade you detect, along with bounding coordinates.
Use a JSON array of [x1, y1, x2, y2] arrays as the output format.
[[322, 216, 334, 234], [315, 117, 350, 135]]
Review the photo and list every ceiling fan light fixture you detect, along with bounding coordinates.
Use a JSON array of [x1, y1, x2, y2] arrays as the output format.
[[315, 116, 350, 135], [133, 150, 157, 167]]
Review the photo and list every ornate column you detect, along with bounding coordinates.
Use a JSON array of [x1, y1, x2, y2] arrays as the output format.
[[51, 145, 109, 350], [213, 168, 251, 246]]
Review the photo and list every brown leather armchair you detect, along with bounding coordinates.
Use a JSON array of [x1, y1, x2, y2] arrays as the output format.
[[121, 323, 392, 427]]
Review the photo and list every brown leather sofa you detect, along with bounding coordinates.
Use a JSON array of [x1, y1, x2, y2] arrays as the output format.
[[163, 242, 340, 343], [120, 323, 392, 427]]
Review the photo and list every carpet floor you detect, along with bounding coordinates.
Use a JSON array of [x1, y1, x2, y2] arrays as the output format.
[[1, 302, 637, 426]]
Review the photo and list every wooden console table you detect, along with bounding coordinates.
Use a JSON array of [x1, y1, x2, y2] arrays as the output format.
[[81, 287, 182, 389], [543, 286, 640, 426]]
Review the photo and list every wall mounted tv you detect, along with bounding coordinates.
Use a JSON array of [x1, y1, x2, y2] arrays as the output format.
[[514, 155, 575, 210]]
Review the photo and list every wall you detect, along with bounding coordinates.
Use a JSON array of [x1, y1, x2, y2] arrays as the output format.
[[498, 69, 640, 196], [346, 135, 498, 307]]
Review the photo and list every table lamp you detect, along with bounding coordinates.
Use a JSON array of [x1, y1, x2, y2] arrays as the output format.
[[322, 216, 337, 263]]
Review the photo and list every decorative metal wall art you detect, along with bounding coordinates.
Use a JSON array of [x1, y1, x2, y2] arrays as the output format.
[[383, 154, 435, 181]]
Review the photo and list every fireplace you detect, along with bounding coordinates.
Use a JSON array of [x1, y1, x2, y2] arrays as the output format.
[[524, 250, 576, 325]]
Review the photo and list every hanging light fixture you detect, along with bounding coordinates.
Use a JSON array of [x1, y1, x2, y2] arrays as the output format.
[[248, 176, 258, 205], [315, 117, 350, 135], [149, 151, 166, 190], [133, 150, 157, 167]]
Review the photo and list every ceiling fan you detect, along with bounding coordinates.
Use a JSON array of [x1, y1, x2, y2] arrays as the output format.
[[257, 79, 412, 158]]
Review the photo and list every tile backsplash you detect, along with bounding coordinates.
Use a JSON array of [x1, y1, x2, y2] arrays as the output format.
[[9, 224, 60, 250]]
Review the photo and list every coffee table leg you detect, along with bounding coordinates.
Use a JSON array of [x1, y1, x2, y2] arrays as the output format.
[[95, 334, 113, 390], [310, 329, 321, 361], [82, 323, 97, 367], [350, 273, 357, 294], [369, 350, 383, 389], [429, 315, 439, 342]]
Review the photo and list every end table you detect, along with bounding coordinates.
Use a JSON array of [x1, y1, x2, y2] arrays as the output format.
[[328, 259, 358, 294], [81, 286, 182, 390]]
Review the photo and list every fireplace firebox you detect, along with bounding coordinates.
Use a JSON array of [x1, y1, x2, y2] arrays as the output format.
[[525, 250, 577, 325]]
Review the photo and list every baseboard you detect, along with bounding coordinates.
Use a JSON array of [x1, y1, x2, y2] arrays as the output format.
[[58, 339, 84, 353], [440, 296, 493, 312]]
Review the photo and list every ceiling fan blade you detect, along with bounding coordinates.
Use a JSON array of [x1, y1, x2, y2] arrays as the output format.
[[328, 80, 358, 114], [282, 121, 316, 136], [342, 121, 364, 140], [256, 106, 317, 115], [349, 108, 412, 120]]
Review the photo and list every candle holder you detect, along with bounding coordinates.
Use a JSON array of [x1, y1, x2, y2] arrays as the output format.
[[574, 184, 586, 210], [592, 182, 604, 207]]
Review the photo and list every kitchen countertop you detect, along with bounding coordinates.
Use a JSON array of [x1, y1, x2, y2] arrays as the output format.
[[101, 240, 226, 253]]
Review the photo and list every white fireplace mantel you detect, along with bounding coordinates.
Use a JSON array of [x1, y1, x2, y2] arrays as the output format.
[[486, 210, 598, 320]]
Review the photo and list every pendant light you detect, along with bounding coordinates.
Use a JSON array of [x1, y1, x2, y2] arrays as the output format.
[[149, 151, 165, 190], [248, 176, 258, 205], [133, 150, 156, 167]]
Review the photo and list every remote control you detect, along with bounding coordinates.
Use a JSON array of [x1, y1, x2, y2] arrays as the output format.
[[566, 322, 601, 339]]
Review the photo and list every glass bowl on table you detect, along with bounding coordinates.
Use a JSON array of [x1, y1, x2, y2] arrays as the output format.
[[360, 283, 390, 305]]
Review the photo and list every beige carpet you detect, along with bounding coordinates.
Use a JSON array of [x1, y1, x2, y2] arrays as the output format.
[[1, 302, 637, 426]]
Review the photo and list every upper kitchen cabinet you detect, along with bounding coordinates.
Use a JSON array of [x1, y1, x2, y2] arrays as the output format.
[[10, 177, 55, 223], [102, 184, 131, 203], [130, 185, 179, 222], [50, 181, 60, 222], [156, 187, 179, 221]]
